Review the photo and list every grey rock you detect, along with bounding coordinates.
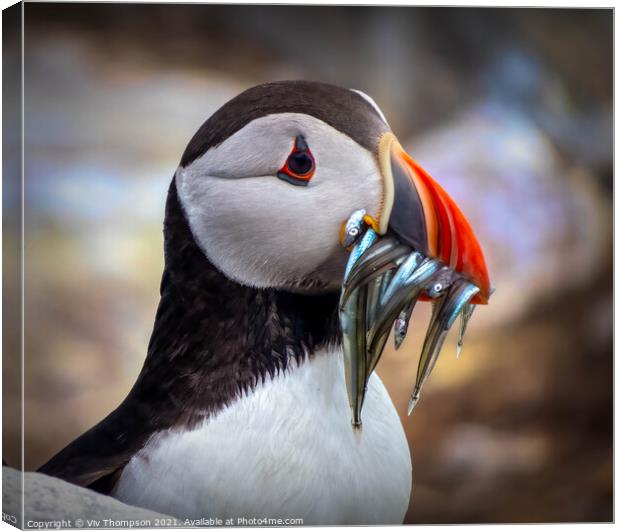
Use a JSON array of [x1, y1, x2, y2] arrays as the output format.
[[2, 467, 176, 529]]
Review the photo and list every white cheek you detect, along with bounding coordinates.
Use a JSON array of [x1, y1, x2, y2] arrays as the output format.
[[176, 115, 383, 289], [181, 176, 336, 287]]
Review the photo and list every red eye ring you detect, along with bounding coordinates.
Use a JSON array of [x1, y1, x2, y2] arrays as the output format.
[[277, 135, 315, 187]]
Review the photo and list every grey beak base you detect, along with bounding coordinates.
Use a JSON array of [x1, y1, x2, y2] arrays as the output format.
[[387, 152, 428, 253]]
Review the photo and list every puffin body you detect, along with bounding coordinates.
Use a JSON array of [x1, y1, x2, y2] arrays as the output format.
[[112, 350, 411, 523], [39, 81, 491, 523]]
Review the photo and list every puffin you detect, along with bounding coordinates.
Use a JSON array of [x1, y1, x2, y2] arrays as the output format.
[[39, 81, 490, 524]]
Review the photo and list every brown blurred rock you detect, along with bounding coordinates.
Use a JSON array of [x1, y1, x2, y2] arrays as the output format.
[[405, 102, 611, 328]]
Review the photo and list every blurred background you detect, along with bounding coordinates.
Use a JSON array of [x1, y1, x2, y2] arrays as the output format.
[[4, 4, 612, 524]]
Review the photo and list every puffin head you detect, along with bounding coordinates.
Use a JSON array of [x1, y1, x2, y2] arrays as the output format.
[[175, 80, 490, 301]]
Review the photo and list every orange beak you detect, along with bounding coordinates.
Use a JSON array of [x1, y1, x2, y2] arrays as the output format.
[[376, 133, 491, 304]]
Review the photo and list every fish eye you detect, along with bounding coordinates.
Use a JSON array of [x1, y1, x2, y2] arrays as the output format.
[[427, 282, 444, 298], [277, 135, 316, 186]]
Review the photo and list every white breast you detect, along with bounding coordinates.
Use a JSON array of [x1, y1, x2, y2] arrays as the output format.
[[112, 349, 412, 525]]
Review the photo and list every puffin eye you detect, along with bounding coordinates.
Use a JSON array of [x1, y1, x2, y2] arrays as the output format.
[[277, 135, 316, 187], [288, 151, 313, 175]]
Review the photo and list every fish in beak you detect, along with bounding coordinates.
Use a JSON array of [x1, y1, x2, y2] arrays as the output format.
[[339, 132, 492, 428]]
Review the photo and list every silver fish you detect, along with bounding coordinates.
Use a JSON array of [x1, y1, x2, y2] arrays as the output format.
[[366, 274, 385, 331], [407, 280, 480, 414], [340, 283, 369, 428], [380, 251, 424, 306], [456, 303, 476, 358], [343, 228, 377, 282], [366, 259, 441, 375], [338, 210, 487, 428], [394, 298, 417, 350], [340, 237, 408, 309], [341, 208, 367, 248], [424, 266, 458, 299]]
